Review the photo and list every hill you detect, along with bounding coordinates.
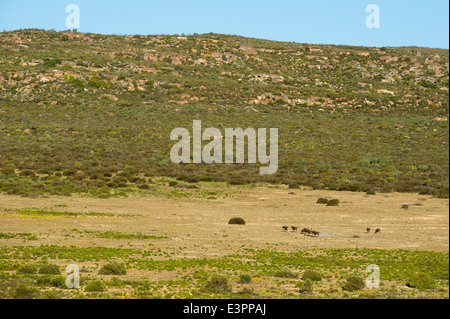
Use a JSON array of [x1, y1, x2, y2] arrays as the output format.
[[0, 29, 448, 197]]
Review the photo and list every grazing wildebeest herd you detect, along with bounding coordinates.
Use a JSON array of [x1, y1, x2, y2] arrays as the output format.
[[282, 226, 320, 237], [366, 227, 381, 234], [282, 226, 382, 237]]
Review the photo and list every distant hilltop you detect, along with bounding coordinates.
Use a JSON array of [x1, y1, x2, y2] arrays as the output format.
[[0, 29, 448, 113]]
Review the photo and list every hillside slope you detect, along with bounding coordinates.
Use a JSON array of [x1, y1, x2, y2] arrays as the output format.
[[0, 29, 448, 197]]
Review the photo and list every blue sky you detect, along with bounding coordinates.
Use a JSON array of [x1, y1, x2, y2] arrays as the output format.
[[0, 0, 448, 48]]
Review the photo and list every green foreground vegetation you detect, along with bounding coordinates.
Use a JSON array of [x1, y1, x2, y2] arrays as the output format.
[[0, 242, 448, 299]]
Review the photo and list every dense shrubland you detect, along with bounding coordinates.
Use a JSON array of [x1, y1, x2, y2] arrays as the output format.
[[0, 29, 448, 198]]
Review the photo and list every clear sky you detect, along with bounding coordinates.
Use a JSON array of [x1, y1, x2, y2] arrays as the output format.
[[0, 0, 448, 49]]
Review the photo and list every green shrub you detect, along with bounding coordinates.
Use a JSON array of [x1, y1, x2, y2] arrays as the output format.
[[168, 181, 178, 187], [401, 204, 409, 210], [38, 264, 61, 275], [228, 179, 246, 185], [176, 174, 189, 181], [238, 274, 252, 284], [107, 277, 125, 287], [316, 198, 329, 204], [343, 276, 365, 292], [63, 169, 77, 176], [88, 75, 108, 88], [50, 276, 66, 288], [228, 217, 246, 225], [13, 284, 37, 299], [72, 78, 84, 88], [19, 170, 36, 177], [302, 270, 322, 281], [297, 279, 314, 293], [85, 280, 106, 292], [40, 290, 61, 299], [274, 269, 298, 279], [406, 272, 436, 290], [201, 275, 232, 293], [18, 264, 38, 274], [43, 58, 62, 68], [0, 165, 16, 175], [36, 276, 53, 287], [98, 262, 127, 275], [326, 199, 340, 206]]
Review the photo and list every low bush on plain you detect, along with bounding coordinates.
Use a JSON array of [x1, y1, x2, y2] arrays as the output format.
[[296, 279, 314, 293], [302, 270, 322, 282], [228, 217, 246, 225], [326, 199, 340, 206], [406, 272, 436, 290], [238, 274, 252, 284], [98, 262, 127, 275], [274, 269, 298, 279], [13, 284, 37, 299], [343, 276, 365, 292], [18, 264, 38, 274], [201, 275, 232, 294], [38, 264, 60, 275], [85, 280, 106, 292]]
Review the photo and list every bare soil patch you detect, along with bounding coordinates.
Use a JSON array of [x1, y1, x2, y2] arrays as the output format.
[[1, 187, 448, 254]]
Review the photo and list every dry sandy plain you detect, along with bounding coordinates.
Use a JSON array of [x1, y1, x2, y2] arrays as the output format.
[[0, 184, 448, 298]]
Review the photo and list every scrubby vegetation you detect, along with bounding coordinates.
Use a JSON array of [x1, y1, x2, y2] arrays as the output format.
[[38, 264, 60, 275], [406, 272, 436, 290], [316, 198, 329, 204], [238, 274, 252, 284], [302, 270, 322, 281], [343, 276, 366, 292], [201, 275, 232, 294], [0, 29, 447, 198], [326, 199, 340, 207], [98, 262, 127, 276], [85, 280, 106, 292], [297, 279, 314, 294], [0, 244, 446, 299]]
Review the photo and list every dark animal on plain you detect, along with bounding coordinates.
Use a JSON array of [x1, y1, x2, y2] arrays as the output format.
[[291, 226, 298, 232], [282, 226, 289, 231], [301, 228, 311, 234], [312, 231, 320, 237], [366, 227, 371, 233], [375, 228, 381, 234]]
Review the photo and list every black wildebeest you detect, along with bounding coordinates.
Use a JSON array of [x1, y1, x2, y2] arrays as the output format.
[[375, 228, 381, 234], [366, 227, 371, 233], [282, 226, 289, 231], [301, 228, 311, 234], [291, 226, 298, 232]]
